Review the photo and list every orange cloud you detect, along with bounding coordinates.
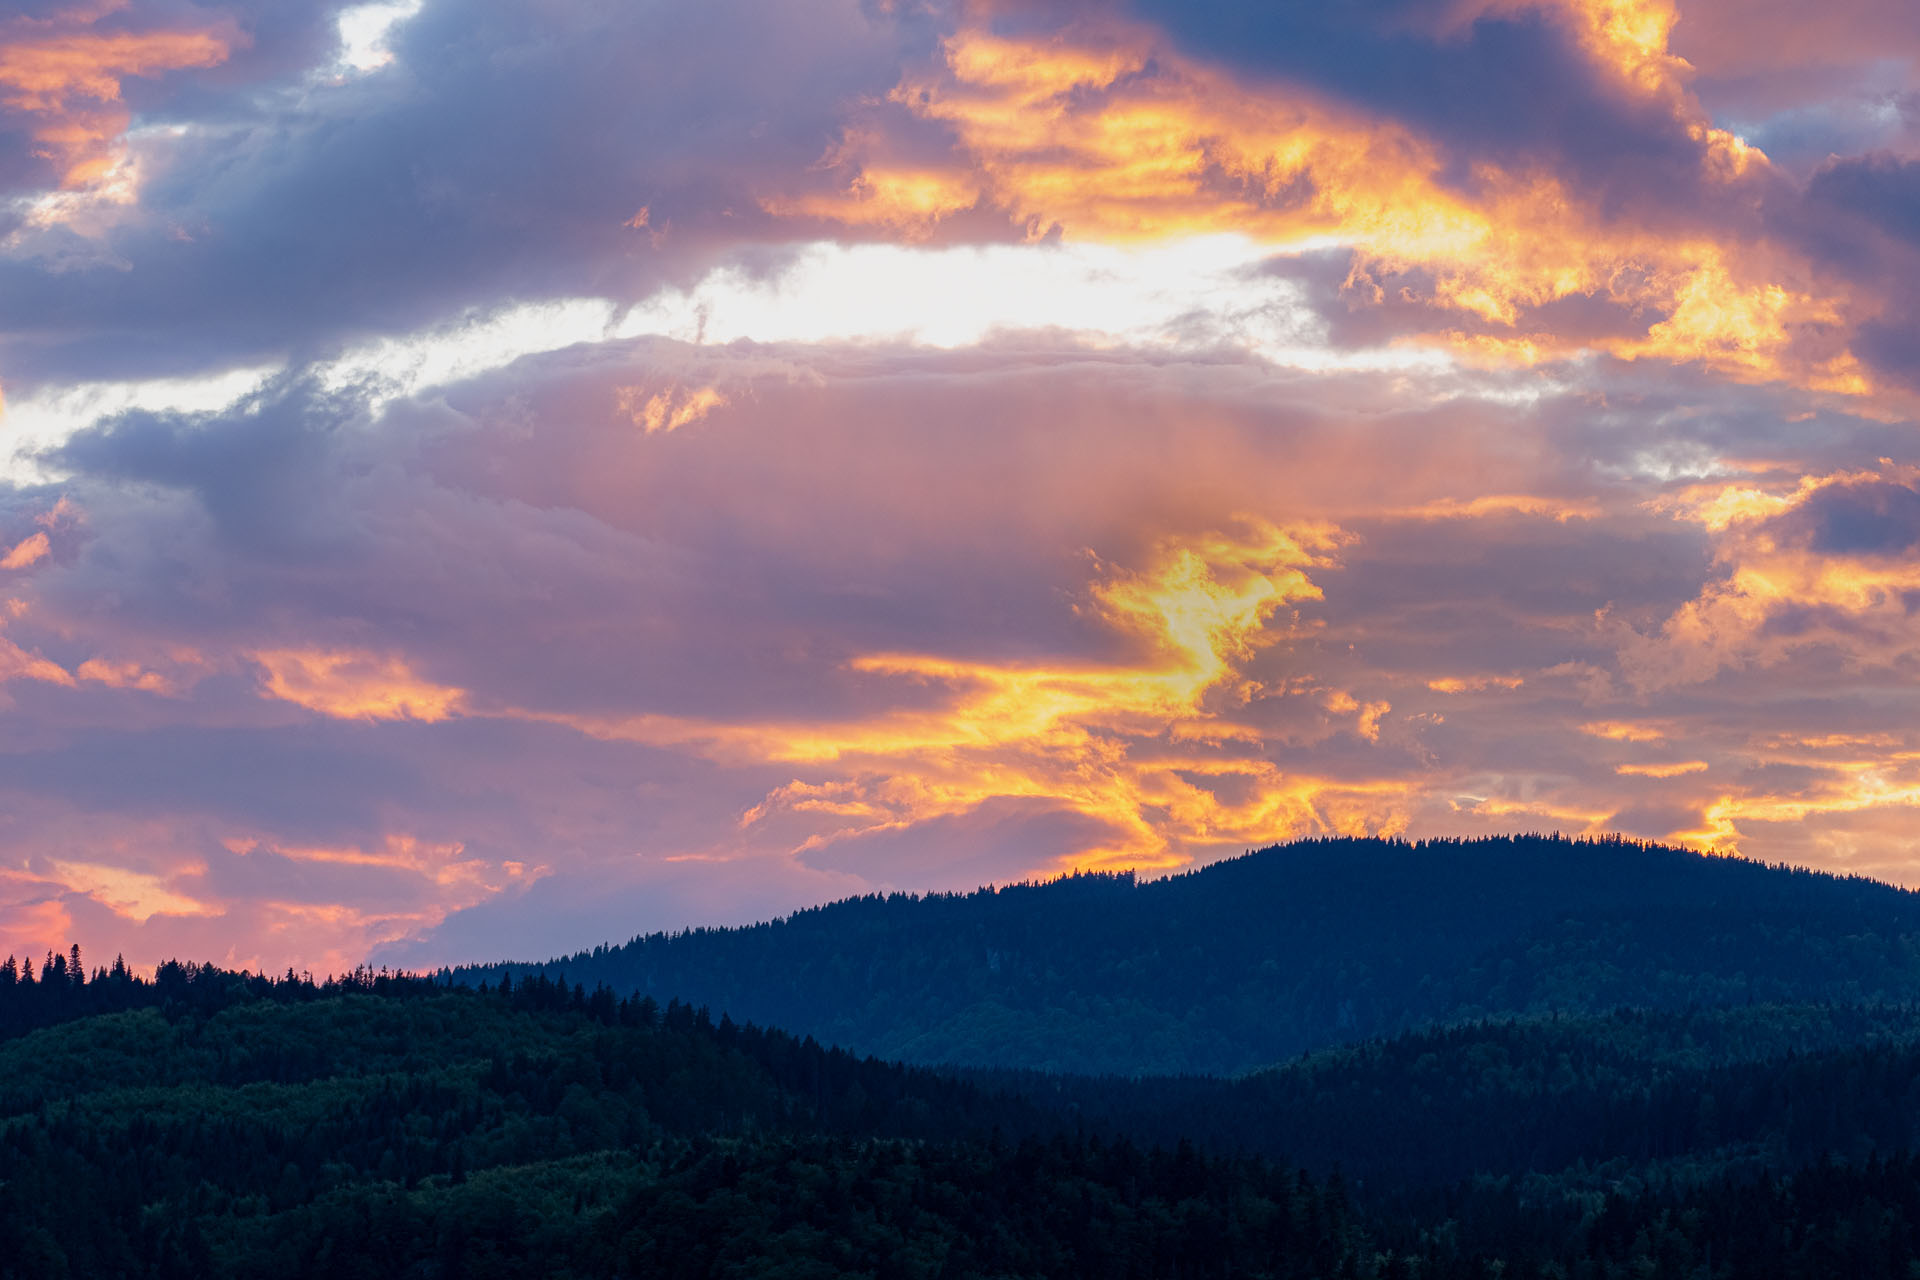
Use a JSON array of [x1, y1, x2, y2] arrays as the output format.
[[1396, 495, 1602, 523], [1429, 675, 1526, 693], [248, 833, 524, 895], [1619, 462, 1920, 690], [252, 649, 467, 722], [1324, 689, 1392, 742], [43, 858, 215, 921], [0, 532, 49, 570], [76, 657, 176, 695], [0, 896, 73, 960], [0, 12, 234, 193], [0, 634, 73, 687]]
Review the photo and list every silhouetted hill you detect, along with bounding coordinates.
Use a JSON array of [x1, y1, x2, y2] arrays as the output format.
[[450, 835, 1920, 1074]]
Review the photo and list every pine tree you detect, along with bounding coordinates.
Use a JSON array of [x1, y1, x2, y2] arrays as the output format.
[[68, 944, 84, 988]]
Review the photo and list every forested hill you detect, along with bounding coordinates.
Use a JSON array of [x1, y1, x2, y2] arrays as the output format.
[[0, 966, 1375, 1279], [450, 834, 1920, 1074], [16, 965, 1920, 1277], [13, 966, 1920, 1276]]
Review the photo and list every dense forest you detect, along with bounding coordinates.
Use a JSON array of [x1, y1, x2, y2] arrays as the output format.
[[449, 835, 1920, 1075], [0, 964, 1375, 1279], [980, 1002, 1920, 1198], [13, 961, 1920, 1276]]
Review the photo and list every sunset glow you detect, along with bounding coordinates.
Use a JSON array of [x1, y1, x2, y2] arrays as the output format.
[[4, 0, 1920, 972]]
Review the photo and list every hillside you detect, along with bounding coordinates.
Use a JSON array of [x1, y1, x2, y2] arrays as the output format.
[[0, 967, 1370, 1280], [985, 1002, 1920, 1197], [451, 835, 1920, 1074], [10, 969, 1920, 1276]]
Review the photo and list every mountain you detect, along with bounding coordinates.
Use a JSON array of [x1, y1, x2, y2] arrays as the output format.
[[450, 835, 1920, 1075]]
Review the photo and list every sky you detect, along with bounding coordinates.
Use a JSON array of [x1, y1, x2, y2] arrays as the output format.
[[4, 0, 1920, 974]]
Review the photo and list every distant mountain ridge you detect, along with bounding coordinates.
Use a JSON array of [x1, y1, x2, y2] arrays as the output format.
[[449, 835, 1920, 1075]]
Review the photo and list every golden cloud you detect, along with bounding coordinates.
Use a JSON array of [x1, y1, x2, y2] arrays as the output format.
[[617, 384, 730, 434], [1429, 674, 1527, 693], [1615, 759, 1710, 777], [1677, 758, 1920, 853], [699, 519, 1409, 873], [1582, 720, 1669, 742], [43, 858, 215, 922], [767, 10, 1862, 391], [1619, 462, 1920, 690]]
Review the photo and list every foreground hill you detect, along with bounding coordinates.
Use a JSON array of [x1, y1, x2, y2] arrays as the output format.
[[10, 968, 1920, 1277], [0, 967, 1369, 1280], [452, 835, 1920, 1074]]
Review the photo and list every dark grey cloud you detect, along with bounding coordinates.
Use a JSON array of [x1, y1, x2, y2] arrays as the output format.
[[1767, 478, 1920, 556], [0, 0, 927, 393], [1807, 153, 1920, 248], [1119, 0, 1753, 225], [0, 722, 425, 836]]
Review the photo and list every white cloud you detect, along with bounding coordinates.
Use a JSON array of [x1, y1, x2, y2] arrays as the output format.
[[9, 235, 1467, 483], [334, 0, 425, 75]]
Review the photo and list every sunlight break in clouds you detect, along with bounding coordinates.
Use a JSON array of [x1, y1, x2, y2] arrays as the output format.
[[334, 0, 424, 75], [728, 518, 1409, 874], [8, 236, 1432, 484], [780, 12, 1861, 391]]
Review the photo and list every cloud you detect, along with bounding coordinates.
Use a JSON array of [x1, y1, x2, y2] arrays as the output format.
[[1766, 475, 1920, 555], [1618, 461, 1920, 690], [0, 4, 237, 196], [7, 0, 1920, 973], [253, 649, 467, 722], [796, 794, 1133, 887], [619, 384, 729, 435], [0, 531, 49, 569], [770, 10, 1869, 392], [0, 0, 919, 394], [0, 632, 73, 687]]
